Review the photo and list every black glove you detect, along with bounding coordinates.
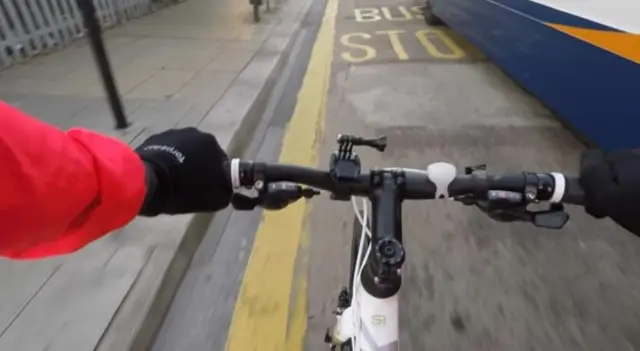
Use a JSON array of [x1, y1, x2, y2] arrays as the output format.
[[579, 149, 640, 235], [135, 128, 232, 216]]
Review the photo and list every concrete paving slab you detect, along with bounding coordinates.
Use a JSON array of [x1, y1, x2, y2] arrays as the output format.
[[6, 94, 94, 128], [0, 255, 144, 351], [129, 99, 195, 127], [203, 49, 257, 72], [0, 0, 313, 349], [174, 102, 214, 127], [0, 261, 61, 337], [172, 70, 237, 104], [126, 69, 198, 99], [70, 97, 149, 131]]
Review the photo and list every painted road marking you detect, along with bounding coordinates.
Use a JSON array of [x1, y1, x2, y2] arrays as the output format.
[[335, 5, 469, 63], [415, 29, 465, 59], [341, 33, 376, 63], [340, 29, 465, 63], [223, 0, 337, 349], [354, 6, 425, 22]]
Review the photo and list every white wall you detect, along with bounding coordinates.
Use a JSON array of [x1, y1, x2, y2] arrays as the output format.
[[531, 0, 640, 33]]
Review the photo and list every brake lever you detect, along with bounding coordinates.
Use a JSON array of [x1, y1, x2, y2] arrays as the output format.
[[231, 183, 320, 211], [230, 193, 260, 210], [530, 203, 569, 229], [471, 199, 531, 223], [456, 193, 569, 229]]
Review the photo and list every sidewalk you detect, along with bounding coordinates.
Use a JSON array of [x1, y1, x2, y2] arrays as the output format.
[[0, 0, 311, 348]]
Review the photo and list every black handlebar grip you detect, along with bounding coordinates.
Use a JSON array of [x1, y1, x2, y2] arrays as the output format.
[[562, 177, 586, 206]]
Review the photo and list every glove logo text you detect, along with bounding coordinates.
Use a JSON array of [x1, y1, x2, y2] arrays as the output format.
[[142, 145, 186, 163]]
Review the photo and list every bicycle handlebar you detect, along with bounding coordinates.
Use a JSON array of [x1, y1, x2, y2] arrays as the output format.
[[226, 155, 585, 300], [228, 159, 585, 205]]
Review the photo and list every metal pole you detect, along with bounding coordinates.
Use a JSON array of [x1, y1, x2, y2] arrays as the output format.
[[76, 0, 130, 129]]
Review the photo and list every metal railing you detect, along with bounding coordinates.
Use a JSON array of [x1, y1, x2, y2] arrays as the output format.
[[0, 0, 157, 70]]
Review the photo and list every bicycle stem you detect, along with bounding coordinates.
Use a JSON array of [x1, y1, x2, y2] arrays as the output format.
[[360, 170, 406, 299]]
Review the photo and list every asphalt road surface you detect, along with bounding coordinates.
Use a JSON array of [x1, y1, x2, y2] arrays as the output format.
[[155, 0, 640, 349]]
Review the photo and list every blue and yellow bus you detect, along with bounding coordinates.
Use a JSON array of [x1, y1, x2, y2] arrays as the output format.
[[430, 0, 639, 151]]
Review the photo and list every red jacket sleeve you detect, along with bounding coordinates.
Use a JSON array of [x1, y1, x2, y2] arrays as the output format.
[[0, 101, 147, 259]]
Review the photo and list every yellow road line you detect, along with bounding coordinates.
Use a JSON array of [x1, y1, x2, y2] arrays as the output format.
[[285, 227, 310, 351], [224, 0, 337, 348]]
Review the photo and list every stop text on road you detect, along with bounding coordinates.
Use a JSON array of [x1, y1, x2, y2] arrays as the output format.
[[338, 6, 467, 63], [340, 29, 465, 63]]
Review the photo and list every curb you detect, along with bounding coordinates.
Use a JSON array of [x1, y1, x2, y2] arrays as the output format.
[[95, 1, 314, 350]]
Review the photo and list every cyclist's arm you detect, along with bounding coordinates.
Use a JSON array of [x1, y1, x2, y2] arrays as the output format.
[[0, 101, 147, 259]]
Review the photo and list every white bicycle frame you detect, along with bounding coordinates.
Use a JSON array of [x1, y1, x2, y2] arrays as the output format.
[[327, 164, 568, 350], [328, 196, 400, 351]]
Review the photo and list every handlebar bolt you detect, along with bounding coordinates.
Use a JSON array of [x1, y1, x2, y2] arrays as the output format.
[[376, 238, 405, 266], [525, 192, 536, 201], [255, 180, 264, 190]]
